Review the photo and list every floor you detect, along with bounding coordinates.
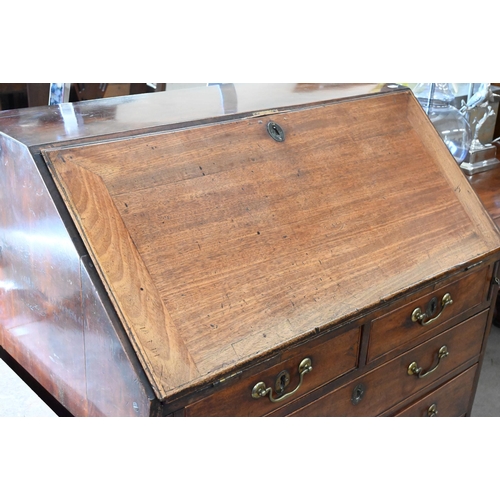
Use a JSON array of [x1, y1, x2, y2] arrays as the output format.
[[0, 358, 56, 417], [470, 323, 500, 416], [1, 326, 499, 417]]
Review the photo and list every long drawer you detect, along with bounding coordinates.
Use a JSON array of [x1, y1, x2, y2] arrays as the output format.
[[185, 326, 360, 417], [287, 310, 488, 417], [393, 365, 478, 417]]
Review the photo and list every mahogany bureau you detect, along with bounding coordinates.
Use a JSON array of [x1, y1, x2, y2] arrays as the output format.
[[1, 83, 500, 417]]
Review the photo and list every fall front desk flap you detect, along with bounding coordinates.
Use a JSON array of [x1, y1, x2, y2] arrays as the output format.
[[41, 90, 500, 401]]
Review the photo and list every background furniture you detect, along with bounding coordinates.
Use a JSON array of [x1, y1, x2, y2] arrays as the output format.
[[467, 164, 500, 325], [0, 84, 210, 111]]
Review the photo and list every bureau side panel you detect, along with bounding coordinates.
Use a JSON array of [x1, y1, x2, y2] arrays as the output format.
[[0, 135, 154, 416], [81, 256, 153, 417], [0, 134, 87, 414]]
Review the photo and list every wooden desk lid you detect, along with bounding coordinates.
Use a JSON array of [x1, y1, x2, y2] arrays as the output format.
[[42, 90, 500, 400]]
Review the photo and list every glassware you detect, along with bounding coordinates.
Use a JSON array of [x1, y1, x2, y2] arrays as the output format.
[[413, 83, 472, 165]]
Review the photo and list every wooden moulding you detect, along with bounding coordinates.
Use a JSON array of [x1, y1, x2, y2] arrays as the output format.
[[41, 90, 500, 401]]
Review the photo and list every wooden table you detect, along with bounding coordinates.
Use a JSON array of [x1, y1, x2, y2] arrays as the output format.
[[468, 167, 500, 324], [468, 168, 500, 228]]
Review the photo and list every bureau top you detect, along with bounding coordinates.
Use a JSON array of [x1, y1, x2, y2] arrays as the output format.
[[0, 83, 396, 148]]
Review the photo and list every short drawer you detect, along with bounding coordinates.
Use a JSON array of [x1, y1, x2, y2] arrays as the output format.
[[368, 265, 490, 362], [393, 365, 477, 417], [288, 310, 487, 417], [185, 326, 360, 417]]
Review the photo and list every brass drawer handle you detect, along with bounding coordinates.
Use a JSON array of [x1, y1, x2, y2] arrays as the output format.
[[411, 293, 453, 326], [251, 358, 312, 403], [407, 345, 449, 378], [427, 403, 438, 417]]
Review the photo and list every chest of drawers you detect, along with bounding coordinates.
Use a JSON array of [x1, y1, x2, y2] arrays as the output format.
[[1, 84, 499, 416]]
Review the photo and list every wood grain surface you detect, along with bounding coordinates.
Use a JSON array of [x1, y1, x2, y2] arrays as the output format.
[[42, 90, 500, 400]]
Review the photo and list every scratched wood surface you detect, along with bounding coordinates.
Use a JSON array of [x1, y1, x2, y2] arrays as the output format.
[[41, 91, 500, 400]]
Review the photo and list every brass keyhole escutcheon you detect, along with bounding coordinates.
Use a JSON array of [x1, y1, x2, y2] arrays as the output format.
[[267, 121, 285, 142], [351, 383, 366, 405], [426, 296, 438, 317], [411, 292, 453, 326], [251, 358, 312, 403], [275, 370, 291, 395]]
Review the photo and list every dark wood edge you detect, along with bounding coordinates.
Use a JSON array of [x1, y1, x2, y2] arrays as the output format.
[[30, 150, 91, 258], [358, 323, 371, 369], [0, 346, 73, 417]]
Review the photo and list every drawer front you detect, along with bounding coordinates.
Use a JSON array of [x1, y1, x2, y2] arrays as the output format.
[[185, 326, 360, 417], [368, 266, 490, 362], [393, 365, 477, 417], [288, 311, 487, 417]]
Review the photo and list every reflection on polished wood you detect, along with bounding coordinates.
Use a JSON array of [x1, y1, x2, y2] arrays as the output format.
[[468, 167, 500, 227], [0, 83, 390, 147]]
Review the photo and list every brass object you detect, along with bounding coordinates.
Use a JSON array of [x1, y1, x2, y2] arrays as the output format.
[[212, 370, 243, 387], [351, 383, 366, 405], [411, 293, 453, 326], [427, 403, 438, 417], [251, 358, 312, 403], [407, 345, 449, 378], [267, 121, 285, 142], [252, 109, 279, 117]]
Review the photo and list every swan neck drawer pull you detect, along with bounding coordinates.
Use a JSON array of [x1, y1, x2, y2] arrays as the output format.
[[411, 293, 453, 326], [407, 345, 449, 378], [251, 358, 312, 403]]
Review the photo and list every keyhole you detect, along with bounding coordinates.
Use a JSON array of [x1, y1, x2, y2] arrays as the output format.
[[351, 383, 366, 405], [426, 297, 438, 317], [267, 121, 285, 142], [275, 370, 291, 394]]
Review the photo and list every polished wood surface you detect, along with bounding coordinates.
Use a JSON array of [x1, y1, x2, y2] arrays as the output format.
[[0, 115, 154, 417], [43, 90, 500, 401], [0, 83, 392, 147], [394, 365, 477, 417], [0, 136, 87, 415]]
